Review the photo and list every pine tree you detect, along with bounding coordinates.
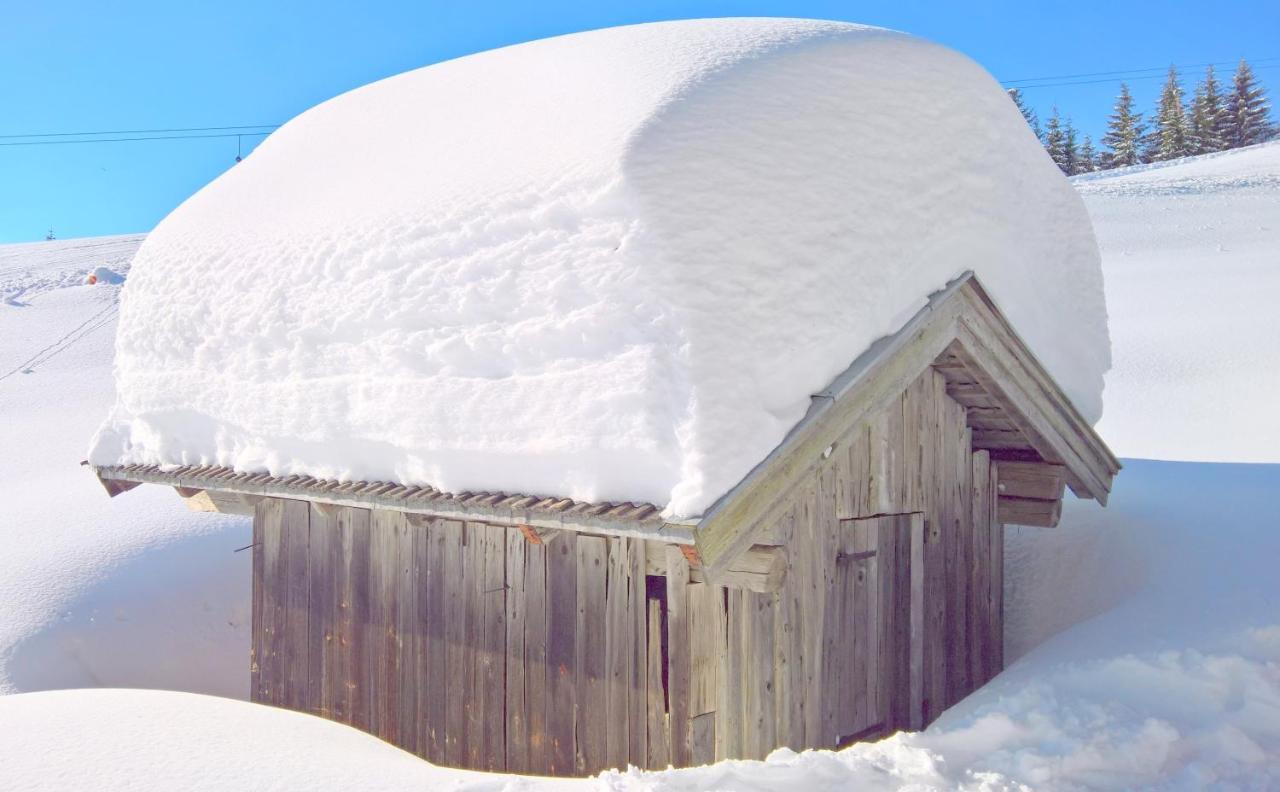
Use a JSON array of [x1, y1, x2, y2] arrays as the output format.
[[1043, 107, 1069, 173], [1101, 83, 1146, 168], [1063, 117, 1081, 174], [1077, 135, 1099, 173], [1149, 65, 1191, 161], [1187, 65, 1227, 154], [1223, 59, 1273, 148], [1008, 87, 1042, 140]]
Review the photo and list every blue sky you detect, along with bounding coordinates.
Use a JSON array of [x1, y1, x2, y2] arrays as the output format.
[[3, 0, 1276, 243]]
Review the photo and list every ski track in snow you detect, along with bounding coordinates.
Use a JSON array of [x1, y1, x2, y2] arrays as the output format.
[[2, 143, 1280, 789]]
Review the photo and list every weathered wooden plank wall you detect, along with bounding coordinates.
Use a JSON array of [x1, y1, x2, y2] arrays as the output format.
[[253, 505, 667, 776], [249, 365, 1008, 775]]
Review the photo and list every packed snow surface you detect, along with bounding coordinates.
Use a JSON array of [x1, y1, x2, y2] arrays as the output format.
[[89, 18, 1108, 516]]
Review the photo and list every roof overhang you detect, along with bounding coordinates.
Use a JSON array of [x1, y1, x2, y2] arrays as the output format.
[[692, 271, 1120, 573]]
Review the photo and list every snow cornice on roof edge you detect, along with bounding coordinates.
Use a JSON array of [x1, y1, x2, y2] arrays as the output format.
[[95, 272, 1118, 575]]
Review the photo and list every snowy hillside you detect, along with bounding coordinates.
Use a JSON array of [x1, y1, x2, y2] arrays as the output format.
[[2, 144, 1280, 789], [0, 235, 250, 698], [1077, 141, 1280, 464]]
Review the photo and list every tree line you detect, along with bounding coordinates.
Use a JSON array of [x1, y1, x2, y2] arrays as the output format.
[[1010, 59, 1275, 175]]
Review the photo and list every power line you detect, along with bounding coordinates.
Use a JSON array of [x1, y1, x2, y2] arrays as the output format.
[[1013, 62, 1280, 90], [0, 123, 279, 140], [0, 130, 275, 148], [1004, 56, 1280, 88]]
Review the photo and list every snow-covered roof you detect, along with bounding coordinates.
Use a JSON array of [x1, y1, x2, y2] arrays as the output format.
[[90, 18, 1109, 518]]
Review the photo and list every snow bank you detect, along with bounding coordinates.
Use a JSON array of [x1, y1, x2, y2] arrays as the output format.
[[90, 18, 1108, 517], [1076, 140, 1280, 464], [0, 236, 250, 697], [7, 468, 1279, 792]]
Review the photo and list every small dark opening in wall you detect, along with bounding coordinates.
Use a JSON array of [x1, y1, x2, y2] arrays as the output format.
[[646, 574, 670, 712]]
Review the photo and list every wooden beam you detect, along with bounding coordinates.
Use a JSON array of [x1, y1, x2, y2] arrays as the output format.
[[997, 495, 1061, 528], [994, 461, 1066, 501]]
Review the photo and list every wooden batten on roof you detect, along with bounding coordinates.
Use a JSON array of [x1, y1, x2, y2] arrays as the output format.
[[93, 463, 692, 544]]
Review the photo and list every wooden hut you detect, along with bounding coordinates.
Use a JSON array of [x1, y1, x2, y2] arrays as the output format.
[[96, 272, 1119, 775]]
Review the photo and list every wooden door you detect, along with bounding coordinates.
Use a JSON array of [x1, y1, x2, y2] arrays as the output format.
[[824, 512, 924, 746]]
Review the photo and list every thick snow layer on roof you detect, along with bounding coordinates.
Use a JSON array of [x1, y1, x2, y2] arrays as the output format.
[[90, 18, 1108, 516]]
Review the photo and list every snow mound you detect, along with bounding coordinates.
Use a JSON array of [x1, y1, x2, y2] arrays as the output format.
[[90, 18, 1108, 517]]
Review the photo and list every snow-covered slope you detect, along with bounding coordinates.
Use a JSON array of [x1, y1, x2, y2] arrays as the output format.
[[90, 18, 1108, 518], [1076, 141, 1280, 463], [0, 235, 250, 697]]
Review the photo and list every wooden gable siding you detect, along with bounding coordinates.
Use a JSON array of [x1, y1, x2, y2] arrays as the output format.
[[704, 364, 1004, 759]]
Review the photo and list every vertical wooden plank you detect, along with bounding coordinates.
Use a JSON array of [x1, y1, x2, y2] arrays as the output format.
[[687, 582, 720, 718], [969, 450, 992, 688], [924, 371, 947, 724], [304, 504, 332, 719], [481, 523, 506, 772], [626, 539, 648, 768], [743, 591, 777, 759], [524, 540, 549, 775], [343, 507, 372, 732], [774, 510, 804, 754], [690, 712, 716, 766], [251, 498, 282, 704], [545, 531, 578, 776], [279, 499, 310, 712], [575, 534, 608, 774], [505, 528, 529, 773], [423, 518, 449, 763], [441, 519, 466, 767], [665, 546, 692, 768], [396, 513, 425, 757], [908, 512, 926, 731], [367, 509, 401, 744], [645, 595, 669, 770], [463, 522, 482, 768], [604, 538, 629, 771], [990, 464, 1005, 674], [718, 588, 744, 760]]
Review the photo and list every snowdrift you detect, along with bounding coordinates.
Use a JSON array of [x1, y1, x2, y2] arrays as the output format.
[[89, 18, 1108, 517]]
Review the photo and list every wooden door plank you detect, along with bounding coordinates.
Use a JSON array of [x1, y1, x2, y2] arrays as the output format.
[[645, 596, 669, 770]]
